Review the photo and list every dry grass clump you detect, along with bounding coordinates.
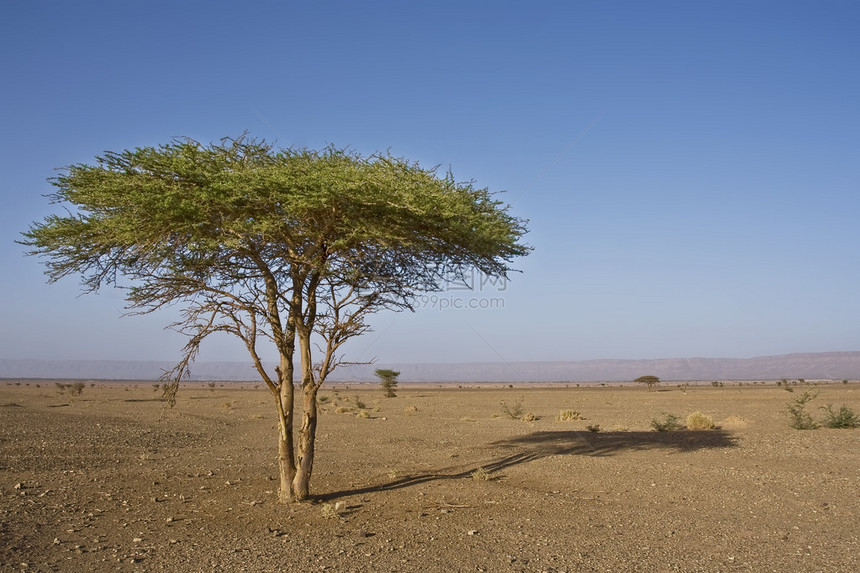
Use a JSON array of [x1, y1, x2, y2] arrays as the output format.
[[685, 411, 715, 430], [720, 415, 748, 429], [320, 502, 343, 519], [556, 409, 582, 422], [356, 409, 370, 419], [404, 405, 418, 413], [521, 412, 538, 422], [470, 467, 491, 481], [335, 406, 353, 414]]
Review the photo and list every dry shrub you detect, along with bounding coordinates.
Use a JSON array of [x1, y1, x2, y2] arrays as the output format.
[[500, 400, 524, 420], [820, 404, 860, 429], [335, 406, 352, 414], [685, 411, 715, 430], [786, 390, 819, 430], [651, 412, 683, 432], [556, 409, 582, 422], [356, 409, 370, 419], [521, 412, 537, 422]]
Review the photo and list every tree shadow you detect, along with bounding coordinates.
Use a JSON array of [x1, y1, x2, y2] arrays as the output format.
[[320, 429, 737, 501]]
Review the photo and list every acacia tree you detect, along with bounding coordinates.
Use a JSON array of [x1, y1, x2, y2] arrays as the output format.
[[635, 375, 661, 391], [21, 135, 529, 502], [375, 368, 401, 397]]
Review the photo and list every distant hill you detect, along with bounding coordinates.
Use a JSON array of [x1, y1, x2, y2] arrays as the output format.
[[2, 351, 859, 382]]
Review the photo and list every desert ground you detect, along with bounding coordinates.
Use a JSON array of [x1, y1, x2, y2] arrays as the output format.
[[1, 380, 858, 572]]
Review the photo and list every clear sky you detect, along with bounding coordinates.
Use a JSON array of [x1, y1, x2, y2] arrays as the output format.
[[2, 1, 859, 367]]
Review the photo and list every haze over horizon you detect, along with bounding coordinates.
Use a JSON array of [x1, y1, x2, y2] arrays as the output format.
[[2, 2, 859, 367]]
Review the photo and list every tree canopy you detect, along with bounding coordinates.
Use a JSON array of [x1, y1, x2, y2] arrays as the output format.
[[21, 135, 530, 501]]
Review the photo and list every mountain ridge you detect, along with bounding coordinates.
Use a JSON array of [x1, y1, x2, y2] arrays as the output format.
[[2, 351, 858, 382]]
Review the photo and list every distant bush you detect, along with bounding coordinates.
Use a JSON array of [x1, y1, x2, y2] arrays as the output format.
[[685, 411, 715, 430], [786, 390, 819, 430], [55, 382, 85, 396], [586, 424, 601, 433], [651, 412, 683, 432], [820, 404, 860, 429]]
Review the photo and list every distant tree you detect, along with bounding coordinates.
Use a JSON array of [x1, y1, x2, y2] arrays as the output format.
[[21, 135, 529, 502], [635, 375, 661, 391], [375, 369, 400, 398]]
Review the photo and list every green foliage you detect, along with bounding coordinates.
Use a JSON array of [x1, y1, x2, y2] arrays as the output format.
[[820, 404, 860, 429], [651, 412, 683, 432], [375, 369, 400, 398], [635, 375, 661, 391], [786, 390, 819, 430]]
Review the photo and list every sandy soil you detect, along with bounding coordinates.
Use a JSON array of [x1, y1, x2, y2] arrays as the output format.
[[1, 380, 858, 572]]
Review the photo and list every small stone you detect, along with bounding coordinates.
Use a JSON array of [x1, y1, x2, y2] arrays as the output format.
[[53, 538, 61, 545], [467, 530, 479, 536], [132, 538, 143, 543], [14, 483, 22, 490]]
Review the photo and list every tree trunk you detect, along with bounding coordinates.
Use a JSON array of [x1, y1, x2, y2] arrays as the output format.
[[275, 355, 296, 503], [292, 329, 318, 501], [292, 381, 318, 500]]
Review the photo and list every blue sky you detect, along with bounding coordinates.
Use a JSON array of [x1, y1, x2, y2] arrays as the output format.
[[2, 1, 858, 367]]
